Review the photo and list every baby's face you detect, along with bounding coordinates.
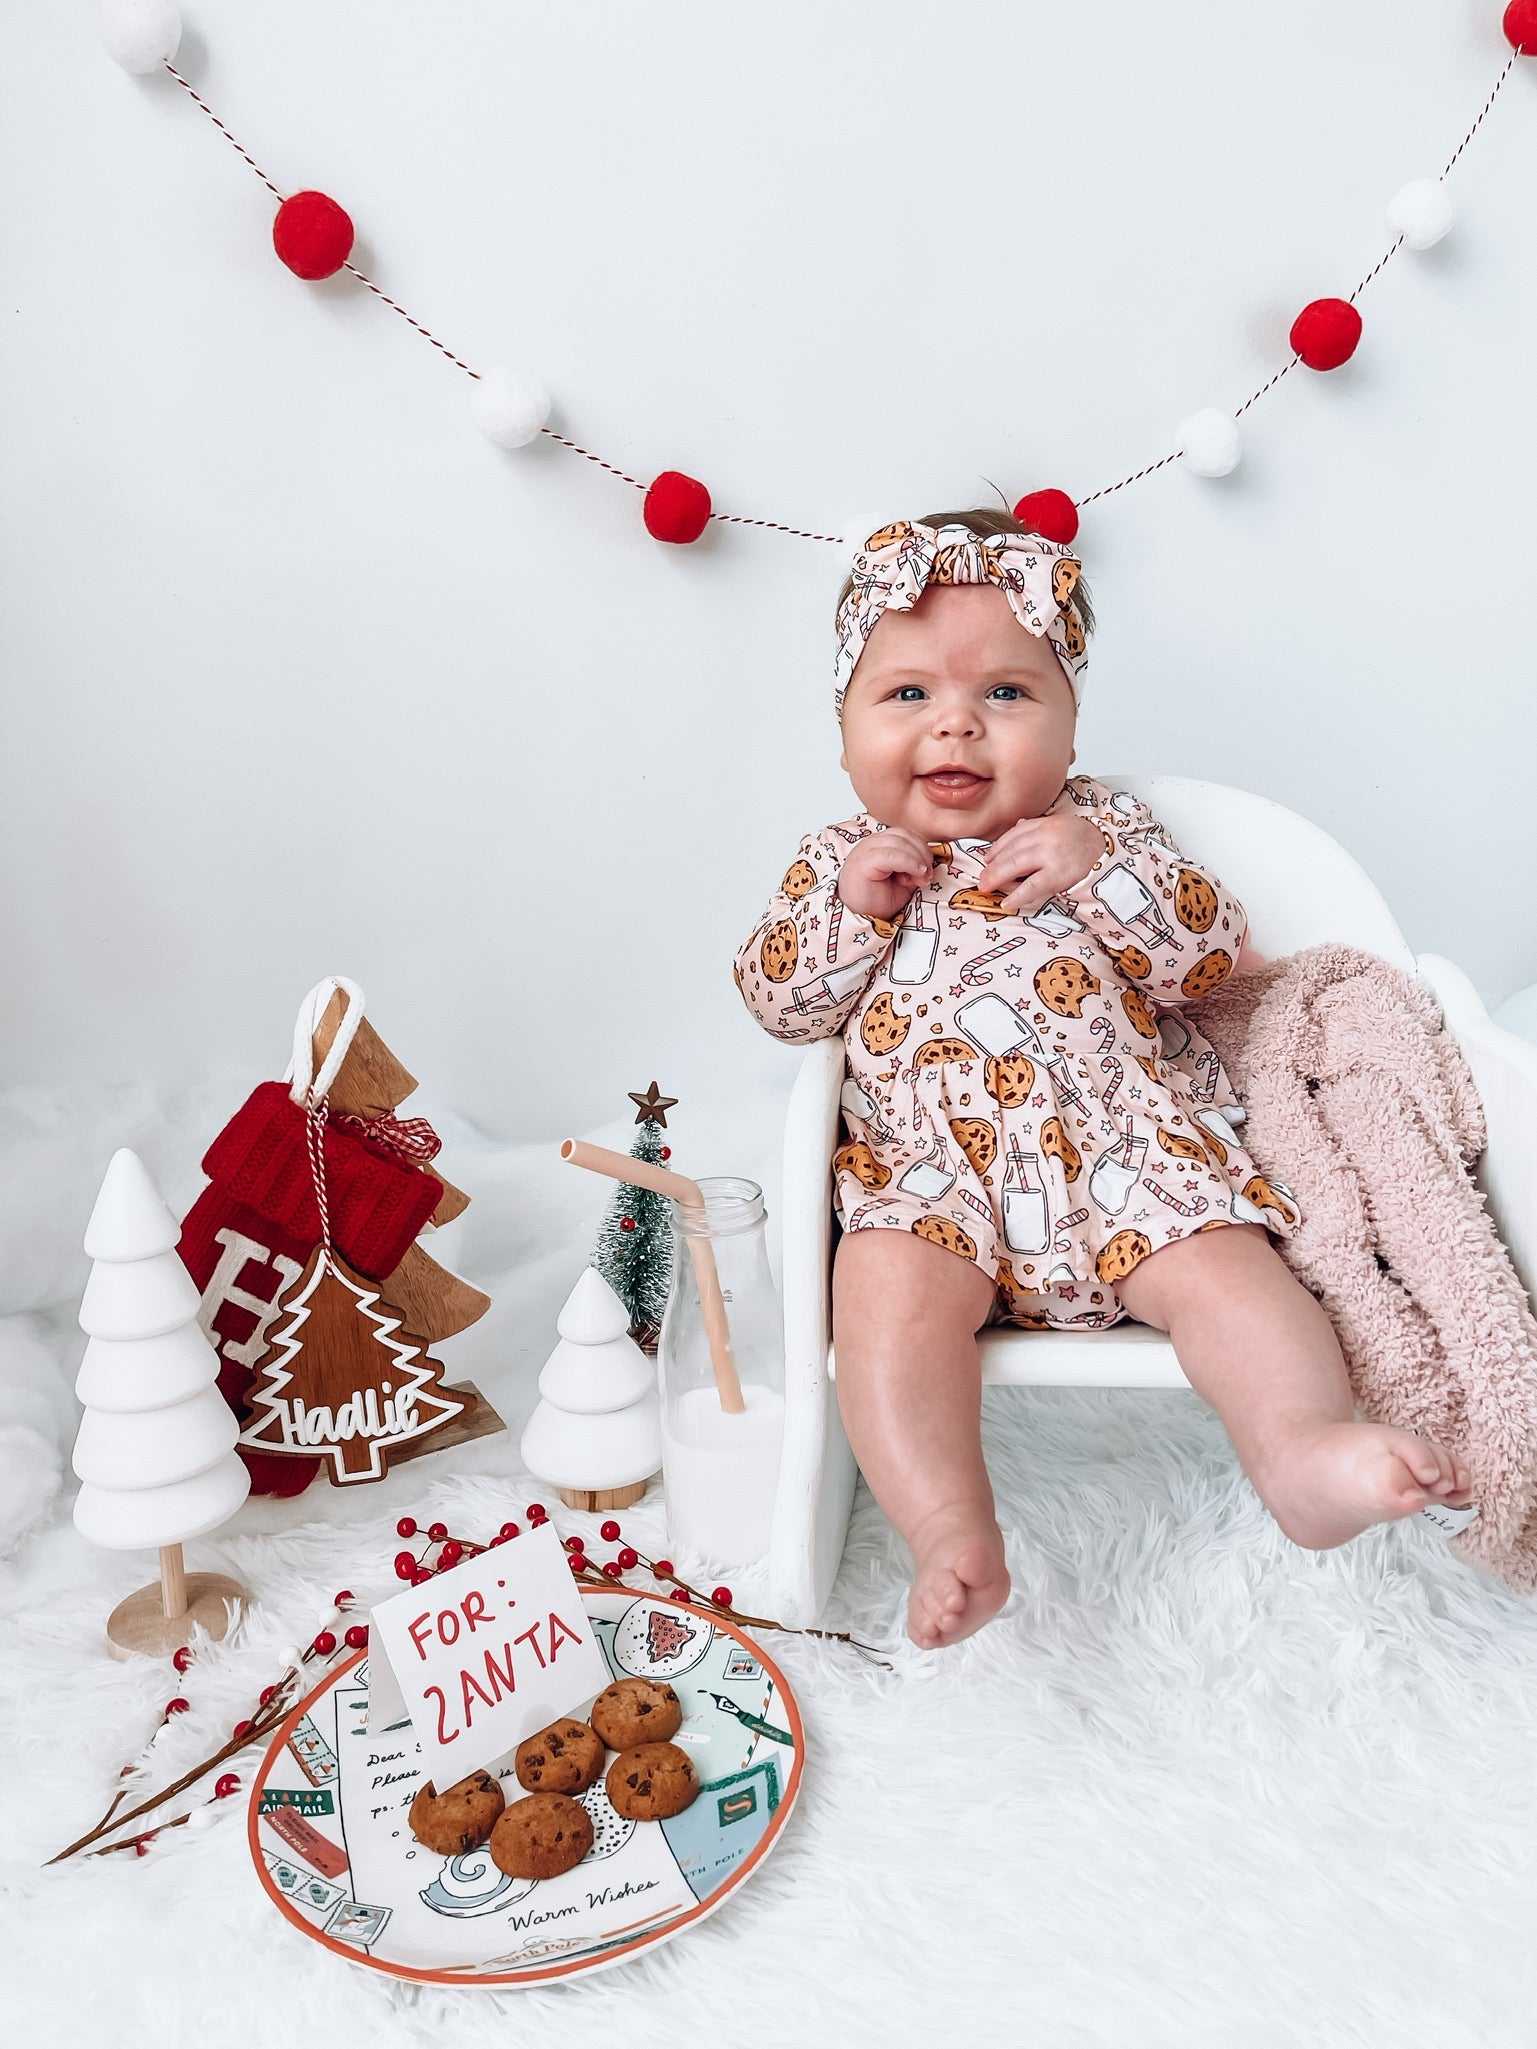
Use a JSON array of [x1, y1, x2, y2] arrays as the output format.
[[838, 585, 1077, 843]]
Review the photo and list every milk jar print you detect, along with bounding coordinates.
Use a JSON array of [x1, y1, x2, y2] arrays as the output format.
[[1001, 1141, 1050, 1255], [791, 959, 873, 1017], [953, 993, 1046, 1059], [889, 897, 941, 986], [1092, 864, 1176, 947], [1088, 1132, 1148, 1217]]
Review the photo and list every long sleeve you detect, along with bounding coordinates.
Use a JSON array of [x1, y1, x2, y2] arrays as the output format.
[[733, 825, 900, 1043], [1063, 781, 1248, 1005]]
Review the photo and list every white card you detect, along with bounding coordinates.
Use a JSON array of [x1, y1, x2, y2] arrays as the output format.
[[367, 1520, 610, 1785]]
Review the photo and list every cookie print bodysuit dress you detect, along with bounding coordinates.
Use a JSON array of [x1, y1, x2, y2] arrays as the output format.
[[734, 775, 1300, 1330]]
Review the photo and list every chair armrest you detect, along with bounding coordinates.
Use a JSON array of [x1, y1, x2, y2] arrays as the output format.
[[1417, 953, 1537, 1306]]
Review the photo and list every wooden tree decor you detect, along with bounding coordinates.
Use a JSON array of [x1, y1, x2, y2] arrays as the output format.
[[241, 1247, 471, 1484]]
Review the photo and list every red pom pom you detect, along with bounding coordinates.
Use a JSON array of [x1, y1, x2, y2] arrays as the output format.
[[1505, 1, 1537, 53], [1290, 296, 1362, 371], [500, 1522, 520, 1540], [427, 1521, 449, 1542], [394, 1551, 417, 1581], [1011, 489, 1079, 546], [653, 1558, 674, 1578], [396, 1516, 418, 1538], [599, 1520, 621, 1542], [710, 1586, 733, 1608], [617, 1547, 638, 1570], [344, 1625, 368, 1650], [172, 1646, 194, 1675], [643, 470, 712, 544], [165, 1697, 190, 1716], [312, 1630, 337, 1656], [214, 1773, 240, 1799], [272, 190, 355, 280]]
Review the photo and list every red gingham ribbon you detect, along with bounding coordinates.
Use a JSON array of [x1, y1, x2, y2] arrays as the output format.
[[333, 1111, 443, 1166]]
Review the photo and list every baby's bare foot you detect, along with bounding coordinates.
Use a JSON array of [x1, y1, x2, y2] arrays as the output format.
[[1257, 1420, 1474, 1550], [905, 1505, 1010, 1650]]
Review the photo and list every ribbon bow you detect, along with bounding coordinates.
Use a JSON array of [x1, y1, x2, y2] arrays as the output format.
[[333, 1110, 444, 1167], [832, 519, 1087, 717]]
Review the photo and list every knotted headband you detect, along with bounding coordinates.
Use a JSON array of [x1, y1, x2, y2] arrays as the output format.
[[832, 519, 1088, 718]]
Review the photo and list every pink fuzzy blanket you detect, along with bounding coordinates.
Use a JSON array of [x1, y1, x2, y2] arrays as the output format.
[[1188, 943, 1537, 1591]]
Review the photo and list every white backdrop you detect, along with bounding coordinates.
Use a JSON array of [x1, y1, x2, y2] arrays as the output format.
[[2, 0, 1534, 1147]]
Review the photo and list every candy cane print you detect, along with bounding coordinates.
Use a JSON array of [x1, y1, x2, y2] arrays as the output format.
[[825, 888, 843, 965], [1190, 1049, 1220, 1104], [1089, 1014, 1116, 1056], [1143, 1177, 1209, 1217], [845, 1194, 900, 1231], [957, 1186, 995, 1228], [959, 932, 1035, 987], [1099, 1054, 1127, 1121], [1052, 1204, 1089, 1252]]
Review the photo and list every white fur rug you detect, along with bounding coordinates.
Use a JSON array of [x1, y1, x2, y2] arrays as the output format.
[[5, 1079, 1537, 2046]]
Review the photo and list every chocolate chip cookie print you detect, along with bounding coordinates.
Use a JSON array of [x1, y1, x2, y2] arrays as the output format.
[[734, 775, 1301, 1329]]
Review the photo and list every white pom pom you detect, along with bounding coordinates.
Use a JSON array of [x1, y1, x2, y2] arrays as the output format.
[[1177, 407, 1242, 479], [183, 1804, 217, 1832], [98, 0, 181, 73], [276, 1644, 302, 1671], [1386, 177, 1455, 250], [470, 366, 551, 449]]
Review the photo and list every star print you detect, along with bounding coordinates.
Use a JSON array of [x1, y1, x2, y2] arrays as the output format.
[[1100, 1120, 1115, 1136], [1005, 963, 1025, 978], [1060, 1286, 1078, 1301], [949, 984, 965, 998], [1133, 1209, 1150, 1222], [1128, 1087, 1142, 1101], [1031, 1094, 1047, 1108], [948, 917, 965, 929], [629, 1080, 679, 1127], [1160, 980, 1176, 990], [1047, 940, 1059, 952], [943, 945, 959, 957], [958, 1061, 975, 1076]]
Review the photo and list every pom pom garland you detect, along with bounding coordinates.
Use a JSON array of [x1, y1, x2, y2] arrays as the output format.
[[470, 366, 552, 448], [1290, 296, 1363, 371], [1386, 178, 1456, 249], [643, 470, 712, 544], [272, 191, 355, 280], [1011, 489, 1079, 545], [1177, 407, 1242, 478], [98, 0, 181, 74], [1505, 1, 1537, 54]]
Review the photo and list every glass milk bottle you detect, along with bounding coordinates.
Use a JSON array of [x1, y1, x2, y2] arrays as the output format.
[[1001, 1141, 1051, 1255], [657, 1178, 785, 1570]]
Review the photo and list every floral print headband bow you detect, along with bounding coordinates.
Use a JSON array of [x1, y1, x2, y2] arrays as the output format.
[[832, 519, 1088, 719]]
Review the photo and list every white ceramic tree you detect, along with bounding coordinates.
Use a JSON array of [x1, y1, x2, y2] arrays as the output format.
[[73, 1149, 249, 1658], [520, 1267, 661, 1512]]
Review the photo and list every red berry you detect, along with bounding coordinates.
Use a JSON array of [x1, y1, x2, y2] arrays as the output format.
[[569, 1557, 588, 1576], [259, 1686, 276, 1707], [134, 1834, 155, 1856], [232, 1720, 253, 1739], [499, 1521, 520, 1540], [344, 1625, 368, 1650], [653, 1558, 675, 1578], [165, 1696, 191, 1716], [172, 1646, 193, 1675], [427, 1521, 448, 1542], [619, 1215, 637, 1232], [214, 1773, 240, 1799], [411, 1569, 432, 1585], [617, 1547, 638, 1570], [333, 1589, 354, 1608], [602, 1561, 623, 1579], [439, 1540, 462, 1567], [599, 1520, 621, 1542], [562, 1535, 582, 1551], [394, 1551, 417, 1580], [312, 1630, 337, 1656], [659, 1146, 672, 1161], [525, 1503, 546, 1521], [669, 1587, 691, 1602], [710, 1587, 733, 1608], [396, 1516, 418, 1538]]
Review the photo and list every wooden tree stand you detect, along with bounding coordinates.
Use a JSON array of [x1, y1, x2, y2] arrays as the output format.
[[557, 1479, 651, 1513], [105, 1543, 246, 1662]]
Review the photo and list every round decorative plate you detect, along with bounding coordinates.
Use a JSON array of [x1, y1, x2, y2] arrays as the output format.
[[247, 1588, 803, 1986]]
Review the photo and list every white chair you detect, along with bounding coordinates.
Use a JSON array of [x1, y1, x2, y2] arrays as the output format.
[[765, 775, 1537, 1626]]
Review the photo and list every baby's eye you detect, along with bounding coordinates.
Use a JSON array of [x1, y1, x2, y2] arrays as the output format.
[[892, 685, 927, 703], [987, 685, 1023, 702]]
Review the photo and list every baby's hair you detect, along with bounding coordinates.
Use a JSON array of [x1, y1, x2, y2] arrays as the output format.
[[833, 505, 1097, 643]]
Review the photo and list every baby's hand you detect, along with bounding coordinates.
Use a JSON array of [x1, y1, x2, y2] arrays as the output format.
[[976, 795, 1106, 916], [836, 827, 934, 922]]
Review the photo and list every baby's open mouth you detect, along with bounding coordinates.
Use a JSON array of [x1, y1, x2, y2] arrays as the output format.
[[918, 768, 992, 802]]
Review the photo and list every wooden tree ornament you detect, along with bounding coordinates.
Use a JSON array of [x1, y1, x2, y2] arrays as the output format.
[[180, 976, 503, 1494], [73, 1149, 249, 1660]]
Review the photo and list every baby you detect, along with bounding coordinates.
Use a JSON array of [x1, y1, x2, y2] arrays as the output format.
[[735, 508, 1474, 1649]]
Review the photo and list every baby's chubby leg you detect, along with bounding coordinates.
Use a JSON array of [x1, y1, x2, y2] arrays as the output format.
[[832, 1228, 1010, 1648], [1114, 1222, 1474, 1547]]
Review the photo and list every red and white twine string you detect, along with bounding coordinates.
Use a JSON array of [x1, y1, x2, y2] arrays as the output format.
[[303, 1091, 335, 1264], [158, 48, 1522, 537]]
